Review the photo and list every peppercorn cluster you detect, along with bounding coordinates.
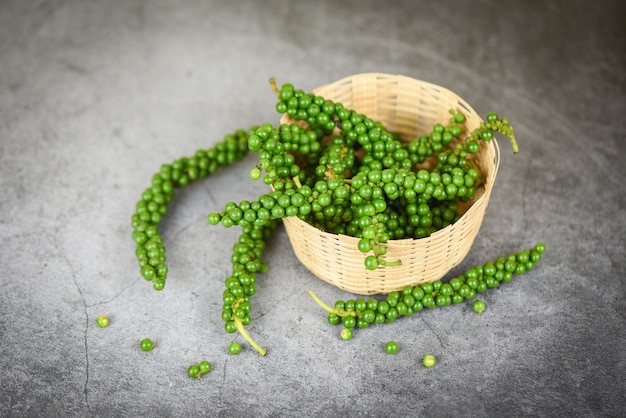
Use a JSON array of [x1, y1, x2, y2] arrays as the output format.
[[131, 128, 253, 290], [312, 243, 546, 332]]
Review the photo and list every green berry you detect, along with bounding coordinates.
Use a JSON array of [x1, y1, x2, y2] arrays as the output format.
[[228, 342, 242, 355], [423, 354, 436, 368], [140, 338, 154, 352], [535, 242, 546, 254], [472, 299, 486, 314], [95, 315, 109, 328], [385, 341, 399, 354], [187, 365, 201, 378], [207, 212, 221, 225], [327, 313, 341, 325], [198, 361, 212, 375], [486, 112, 499, 123], [340, 328, 353, 341], [364, 255, 379, 270], [140, 265, 155, 281], [342, 316, 356, 329], [249, 167, 261, 180]]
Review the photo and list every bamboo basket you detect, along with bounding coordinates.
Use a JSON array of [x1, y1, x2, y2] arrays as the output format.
[[280, 73, 500, 295]]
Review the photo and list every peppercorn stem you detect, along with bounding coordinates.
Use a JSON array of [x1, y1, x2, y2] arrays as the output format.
[[496, 128, 519, 154], [234, 317, 267, 356], [269, 77, 280, 96], [377, 257, 402, 267], [308, 290, 341, 316], [508, 134, 519, 154], [489, 121, 519, 154]]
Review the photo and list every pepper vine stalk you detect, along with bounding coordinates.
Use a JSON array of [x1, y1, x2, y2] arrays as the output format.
[[308, 290, 360, 319], [234, 317, 267, 356], [269, 77, 281, 96]]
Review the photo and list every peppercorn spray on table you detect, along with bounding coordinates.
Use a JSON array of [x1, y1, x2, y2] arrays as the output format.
[[309, 243, 546, 336]]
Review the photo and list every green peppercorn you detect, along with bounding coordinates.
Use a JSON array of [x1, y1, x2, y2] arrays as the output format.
[[187, 365, 201, 378], [140, 338, 154, 352], [340, 328, 353, 341], [423, 354, 436, 368], [198, 361, 211, 375], [228, 342, 242, 355], [95, 315, 109, 328], [385, 341, 399, 354], [472, 300, 486, 314]]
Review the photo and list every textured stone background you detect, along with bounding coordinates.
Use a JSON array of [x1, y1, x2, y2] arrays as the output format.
[[1, 0, 624, 416]]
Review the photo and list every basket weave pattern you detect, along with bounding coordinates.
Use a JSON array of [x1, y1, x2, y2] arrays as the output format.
[[280, 73, 500, 295]]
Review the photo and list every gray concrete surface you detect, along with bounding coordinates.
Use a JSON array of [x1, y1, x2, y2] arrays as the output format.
[[1, 0, 625, 417]]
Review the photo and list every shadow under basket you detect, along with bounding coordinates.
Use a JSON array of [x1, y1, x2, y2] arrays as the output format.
[[280, 73, 501, 295]]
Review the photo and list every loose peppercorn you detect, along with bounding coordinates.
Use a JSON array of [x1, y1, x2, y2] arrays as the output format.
[[140, 338, 154, 352], [473, 300, 486, 314], [95, 315, 109, 328], [187, 365, 201, 378], [423, 354, 436, 368], [385, 341, 399, 354], [340, 328, 353, 341], [228, 342, 242, 355], [187, 361, 212, 379]]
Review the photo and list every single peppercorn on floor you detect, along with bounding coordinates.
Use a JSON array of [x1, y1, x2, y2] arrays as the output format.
[[1, 1, 624, 417]]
